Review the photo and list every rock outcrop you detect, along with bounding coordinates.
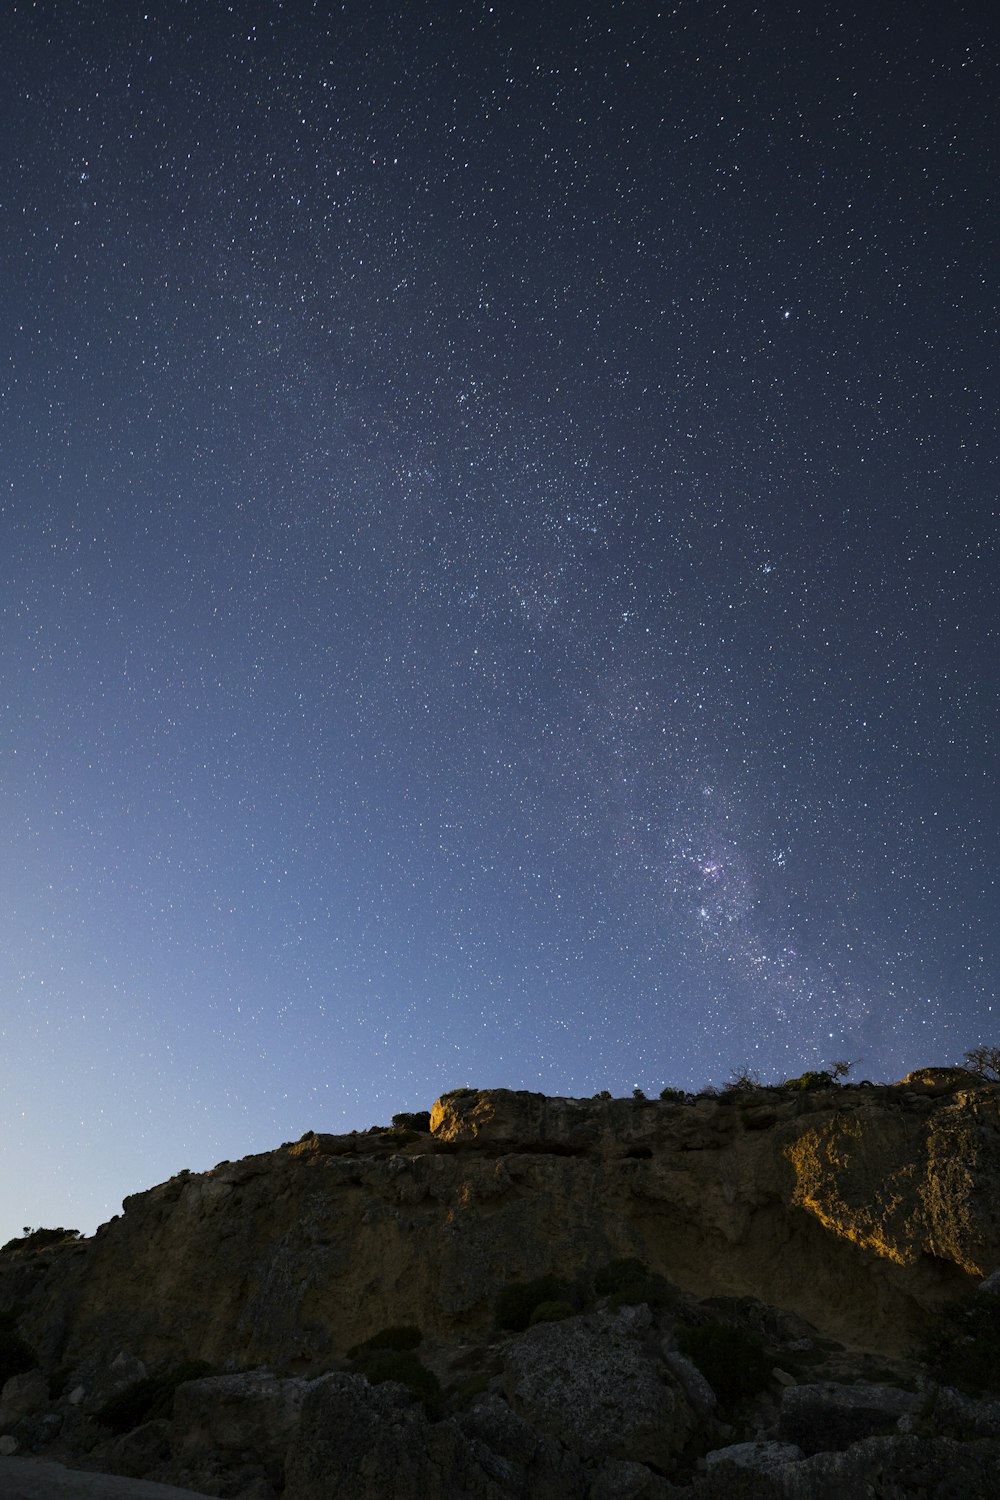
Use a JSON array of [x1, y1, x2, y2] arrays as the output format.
[[4, 1074, 998, 1379], [1, 1072, 1000, 1498]]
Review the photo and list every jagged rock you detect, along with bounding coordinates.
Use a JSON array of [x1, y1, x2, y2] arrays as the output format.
[[0, 1434, 18, 1455], [978, 1267, 1000, 1294], [170, 1372, 309, 1491], [501, 1308, 693, 1470], [459, 1389, 595, 1496], [901, 1068, 983, 1092], [283, 1374, 587, 1500], [915, 1381, 1000, 1439], [778, 1381, 920, 1455], [780, 1434, 1000, 1500], [705, 1441, 805, 1473]]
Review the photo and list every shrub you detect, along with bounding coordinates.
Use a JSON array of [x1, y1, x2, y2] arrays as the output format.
[[920, 1292, 1000, 1395], [353, 1348, 442, 1416], [963, 1047, 1000, 1082], [829, 1059, 858, 1080], [443, 1087, 477, 1099], [392, 1111, 431, 1132], [594, 1257, 672, 1310], [723, 1067, 762, 1094], [1, 1227, 81, 1254], [632, 1087, 647, 1101], [780, 1071, 834, 1092], [495, 1275, 566, 1332], [348, 1325, 422, 1358], [677, 1322, 771, 1402], [593, 1090, 612, 1100], [528, 1300, 575, 1326], [97, 1360, 214, 1434], [659, 1086, 687, 1102]]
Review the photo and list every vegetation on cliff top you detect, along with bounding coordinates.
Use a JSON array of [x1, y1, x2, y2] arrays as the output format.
[[1, 1226, 81, 1254]]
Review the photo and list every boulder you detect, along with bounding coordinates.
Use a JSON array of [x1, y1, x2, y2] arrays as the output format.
[[78, 1352, 148, 1414], [780, 1434, 1000, 1500], [662, 1349, 717, 1419], [705, 1441, 804, 1474], [917, 1382, 1000, 1439], [7, 1411, 62, 1453], [588, 1458, 674, 1499], [778, 1381, 919, 1455], [171, 1372, 309, 1490], [501, 1309, 693, 1471], [0, 1369, 49, 1419], [285, 1373, 517, 1500], [106, 1418, 172, 1478]]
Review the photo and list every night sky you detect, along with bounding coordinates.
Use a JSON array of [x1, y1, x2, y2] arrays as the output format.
[[1, 2, 996, 1243]]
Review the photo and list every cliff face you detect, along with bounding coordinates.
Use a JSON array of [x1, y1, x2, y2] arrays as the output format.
[[5, 1070, 1000, 1375]]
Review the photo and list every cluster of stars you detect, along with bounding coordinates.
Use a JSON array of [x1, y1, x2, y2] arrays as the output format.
[[0, 0, 995, 1241]]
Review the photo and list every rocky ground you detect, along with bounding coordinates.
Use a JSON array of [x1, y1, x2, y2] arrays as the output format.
[[2, 1268, 999, 1497]]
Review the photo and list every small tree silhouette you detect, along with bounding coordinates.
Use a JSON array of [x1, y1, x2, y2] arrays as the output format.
[[828, 1059, 859, 1081], [724, 1065, 762, 1093], [964, 1046, 1000, 1081]]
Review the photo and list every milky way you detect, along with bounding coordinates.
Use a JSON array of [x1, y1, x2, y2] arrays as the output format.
[[0, 2, 996, 1240]]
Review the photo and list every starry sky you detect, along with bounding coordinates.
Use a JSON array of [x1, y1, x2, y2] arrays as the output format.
[[1, 1, 996, 1242]]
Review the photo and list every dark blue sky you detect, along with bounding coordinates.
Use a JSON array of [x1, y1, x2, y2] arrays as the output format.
[[1, 1, 996, 1241]]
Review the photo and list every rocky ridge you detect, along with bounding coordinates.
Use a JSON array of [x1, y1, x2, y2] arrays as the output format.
[[1, 1069, 999, 1497]]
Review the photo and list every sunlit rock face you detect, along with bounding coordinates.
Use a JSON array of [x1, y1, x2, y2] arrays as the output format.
[[3, 1073, 999, 1378]]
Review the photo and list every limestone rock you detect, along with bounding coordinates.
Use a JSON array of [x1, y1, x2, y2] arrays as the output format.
[[4, 1077, 1000, 1402], [283, 1373, 586, 1500], [704, 1440, 805, 1473], [917, 1382, 1000, 1439], [588, 1458, 674, 1498], [662, 1348, 717, 1418], [780, 1435, 1000, 1500], [501, 1309, 694, 1470], [4, 1410, 62, 1455], [171, 1371, 309, 1490], [0, 1369, 49, 1420], [778, 1381, 920, 1455]]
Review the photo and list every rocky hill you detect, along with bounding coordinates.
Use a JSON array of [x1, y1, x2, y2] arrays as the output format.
[[2, 1069, 1000, 1497]]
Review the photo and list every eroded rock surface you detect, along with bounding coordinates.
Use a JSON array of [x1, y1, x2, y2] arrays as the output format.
[[4, 1075, 999, 1379], [2, 1075, 1000, 1498]]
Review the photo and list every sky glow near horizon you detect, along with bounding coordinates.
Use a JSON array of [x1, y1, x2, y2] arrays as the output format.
[[0, 1, 996, 1242]]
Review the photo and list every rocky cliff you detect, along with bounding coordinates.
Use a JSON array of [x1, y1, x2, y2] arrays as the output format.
[[2, 1069, 1000, 1498], [4, 1069, 999, 1376]]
